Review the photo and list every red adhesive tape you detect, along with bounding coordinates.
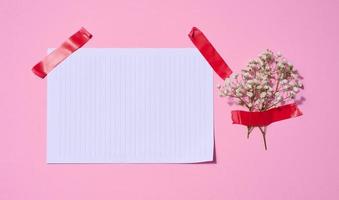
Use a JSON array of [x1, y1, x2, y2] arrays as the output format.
[[231, 104, 303, 126], [188, 27, 232, 80], [32, 27, 92, 78]]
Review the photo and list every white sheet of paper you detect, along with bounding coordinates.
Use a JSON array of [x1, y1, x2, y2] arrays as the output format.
[[47, 48, 213, 163]]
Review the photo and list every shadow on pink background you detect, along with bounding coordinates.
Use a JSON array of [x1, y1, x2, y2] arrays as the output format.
[[1, 0, 338, 199]]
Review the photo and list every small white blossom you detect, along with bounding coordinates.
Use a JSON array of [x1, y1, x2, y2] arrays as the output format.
[[247, 80, 254, 84], [247, 92, 254, 97], [293, 87, 299, 92], [297, 81, 303, 88], [281, 79, 288, 84], [230, 73, 238, 79], [289, 91, 296, 98]]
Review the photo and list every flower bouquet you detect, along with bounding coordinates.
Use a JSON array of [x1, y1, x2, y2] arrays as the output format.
[[189, 27, 304, 150], [217, 50, 304, 149]]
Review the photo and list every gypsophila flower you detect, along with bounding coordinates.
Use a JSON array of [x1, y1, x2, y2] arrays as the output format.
[[217, 49, 304, 149], [247, 92, 254, 97], [218, 49, 303, 111]]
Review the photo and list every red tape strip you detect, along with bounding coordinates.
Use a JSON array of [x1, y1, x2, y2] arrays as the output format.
[[188, 27, 232, 80], [32, 27, 92, 78], [231, 104, 302, 126]]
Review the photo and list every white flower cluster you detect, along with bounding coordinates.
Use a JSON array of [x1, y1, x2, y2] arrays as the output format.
[[218, 49, 303, 111]]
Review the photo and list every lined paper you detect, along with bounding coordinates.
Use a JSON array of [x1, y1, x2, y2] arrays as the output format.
[[47, 48, 213, 163]]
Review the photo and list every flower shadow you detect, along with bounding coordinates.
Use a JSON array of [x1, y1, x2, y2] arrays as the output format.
[[295, 96, 306, 106]]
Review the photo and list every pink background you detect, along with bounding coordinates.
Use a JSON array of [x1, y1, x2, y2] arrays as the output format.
[[1, 0, 339, 199]]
